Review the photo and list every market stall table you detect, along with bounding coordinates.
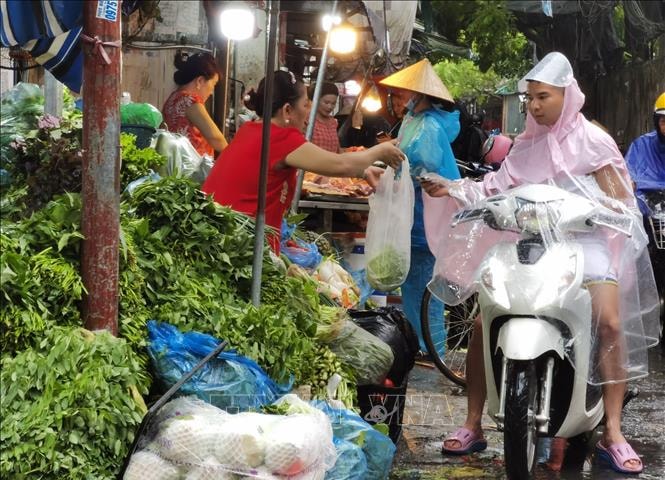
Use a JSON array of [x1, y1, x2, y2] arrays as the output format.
[[298, 196, 369, 232]]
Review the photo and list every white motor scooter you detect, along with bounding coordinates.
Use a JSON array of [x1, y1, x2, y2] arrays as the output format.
[[449, 184, 634, 480]]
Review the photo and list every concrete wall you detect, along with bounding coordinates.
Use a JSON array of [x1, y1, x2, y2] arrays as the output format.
[[0, 49, 15, 95], [121, 0, 208, 109], [234, 9, 269, 92]]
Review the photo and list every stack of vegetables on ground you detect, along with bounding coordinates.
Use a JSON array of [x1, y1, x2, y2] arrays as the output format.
[[1, 84, 385, 478]]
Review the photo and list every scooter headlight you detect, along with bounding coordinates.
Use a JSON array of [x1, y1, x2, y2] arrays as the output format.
[[533, 253, 578, 309], [515, 199, 561, 234], [479, 260, 511, 309]]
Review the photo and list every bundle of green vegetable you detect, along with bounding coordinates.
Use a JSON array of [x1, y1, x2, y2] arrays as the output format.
[[327, 320, 394, 386], [0, 193, 84, 355], [366, 246, 409, 291], [0, 327, 148, 479], [122, 179, 357, 402], [2, 107, 164, 213], [0, 171, 360, 476]]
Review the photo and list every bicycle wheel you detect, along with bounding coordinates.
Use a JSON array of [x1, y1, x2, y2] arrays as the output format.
[[420, 288, 478, 387]]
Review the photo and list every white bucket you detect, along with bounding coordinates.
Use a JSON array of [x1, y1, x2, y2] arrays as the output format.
[[347, 236, 365, 271], [332, 233, 366, 271], [369, 291, 388, 306]]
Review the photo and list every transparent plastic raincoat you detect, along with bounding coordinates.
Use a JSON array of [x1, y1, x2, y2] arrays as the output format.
[[422, 53, 660, 385]]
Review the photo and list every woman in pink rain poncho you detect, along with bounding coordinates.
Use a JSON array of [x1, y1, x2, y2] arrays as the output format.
[[421, 52, 660, 474]]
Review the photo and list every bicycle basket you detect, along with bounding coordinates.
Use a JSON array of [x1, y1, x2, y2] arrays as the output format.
[[648, 212, 665, 250]]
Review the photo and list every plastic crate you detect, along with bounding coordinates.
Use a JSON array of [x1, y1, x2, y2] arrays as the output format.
[[121, 124, 156, 149], [356, 376, 408, 444]]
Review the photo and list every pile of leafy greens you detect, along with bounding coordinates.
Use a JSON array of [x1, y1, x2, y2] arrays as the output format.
[[0, 83, 359, 478], [0, 327, 148, 479], [1, 177, 356, 477]]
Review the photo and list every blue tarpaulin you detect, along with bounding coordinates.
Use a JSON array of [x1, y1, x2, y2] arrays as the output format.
[[1, 1, 84, 92]]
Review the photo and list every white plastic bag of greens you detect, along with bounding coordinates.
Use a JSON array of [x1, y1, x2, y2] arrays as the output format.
[[154, 131, 214, 184], [327, 320, 394, 385], [365, 157, 414, 291]]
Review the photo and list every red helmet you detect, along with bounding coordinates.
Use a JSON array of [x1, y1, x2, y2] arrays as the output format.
[[481, 134, 512, 165]]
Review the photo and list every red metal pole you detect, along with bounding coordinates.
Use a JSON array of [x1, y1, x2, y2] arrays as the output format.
[[81, 1, 122, 334]]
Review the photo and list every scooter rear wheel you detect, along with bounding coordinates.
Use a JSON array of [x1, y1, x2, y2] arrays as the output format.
[[504, 360, 539, 480]]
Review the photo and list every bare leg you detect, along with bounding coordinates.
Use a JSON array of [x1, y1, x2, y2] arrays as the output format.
[[444, 314, 487, 449], [589, 283, 641, 470]]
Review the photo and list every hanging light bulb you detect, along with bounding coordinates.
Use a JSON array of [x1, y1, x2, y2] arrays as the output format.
[[361, 85, 381, 112], [220, 8, 255, 41], [322, 14, 342, 32], [329, 23, 357, 54], [344, 80, 361, 96]]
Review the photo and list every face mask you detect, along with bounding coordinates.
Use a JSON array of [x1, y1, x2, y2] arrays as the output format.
[[406, 96, 418, 112], [406, 94, 424, 113]]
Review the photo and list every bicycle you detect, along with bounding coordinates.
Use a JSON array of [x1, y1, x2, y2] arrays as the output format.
[[420, 288, 478, 387]]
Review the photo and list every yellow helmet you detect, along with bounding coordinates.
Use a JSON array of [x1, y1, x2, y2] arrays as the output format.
[[656, 92, 665, 115]]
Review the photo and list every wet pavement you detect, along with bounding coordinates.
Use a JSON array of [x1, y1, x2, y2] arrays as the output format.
[[389, 348, 665, 479]]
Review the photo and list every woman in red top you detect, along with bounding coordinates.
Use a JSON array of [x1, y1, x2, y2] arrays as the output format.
[[308, 82, 341, 153], [162, 52, 228, 157], [202, 70, 404, 252]]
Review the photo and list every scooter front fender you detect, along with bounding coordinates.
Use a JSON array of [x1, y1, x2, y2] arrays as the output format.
[[496, 317, 565, 360]]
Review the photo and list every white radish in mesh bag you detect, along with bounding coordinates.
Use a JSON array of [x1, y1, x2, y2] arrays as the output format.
[[123, 450, 181, 480], [262, 414, 335, 476], [184, 456, 235, 480], [215, 412, 276, 468], [156, 415, 221, 464]]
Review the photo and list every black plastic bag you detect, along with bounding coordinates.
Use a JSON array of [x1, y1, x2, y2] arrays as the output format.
[[348, 306, 419, 385]]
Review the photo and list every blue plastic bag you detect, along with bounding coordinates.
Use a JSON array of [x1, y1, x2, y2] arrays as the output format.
[[280, 220, 322, 269], [147, 321, 292, 411], [312, 400, 396, 480], [339, 259, 373, 306], [325, 437, 368, 480], [124, 170, 161, 196]]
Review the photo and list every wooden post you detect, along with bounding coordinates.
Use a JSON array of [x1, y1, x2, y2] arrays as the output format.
[[80, 0, 122, 334]]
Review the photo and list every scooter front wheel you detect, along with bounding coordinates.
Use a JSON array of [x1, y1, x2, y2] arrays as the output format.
[[503, 360, 539, 480]]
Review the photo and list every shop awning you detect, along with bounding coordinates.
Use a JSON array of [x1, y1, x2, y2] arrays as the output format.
[[411, 21, 470, 60], [1, 0, 84, 92]]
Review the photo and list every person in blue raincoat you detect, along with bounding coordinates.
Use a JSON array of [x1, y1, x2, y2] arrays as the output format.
[[625, 92, 665, 215], [380, 59, 461, 355]]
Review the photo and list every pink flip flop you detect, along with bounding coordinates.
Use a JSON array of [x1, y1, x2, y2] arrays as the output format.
[[596, 441, 644, 474], [441, 427, 487, 455]]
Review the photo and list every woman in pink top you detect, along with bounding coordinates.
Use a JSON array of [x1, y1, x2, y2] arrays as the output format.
[[423, 52, 658, 474], [162, 52, 228, 157], [308, 82, 341, 153]]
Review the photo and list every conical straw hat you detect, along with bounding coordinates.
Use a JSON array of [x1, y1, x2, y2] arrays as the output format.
[[379, 59, 453, 103]]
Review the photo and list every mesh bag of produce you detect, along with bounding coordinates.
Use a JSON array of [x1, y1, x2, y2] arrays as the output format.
[[215, 412, 276, 468], [124, 450, 182, 480], [125, 396, 336, 479]]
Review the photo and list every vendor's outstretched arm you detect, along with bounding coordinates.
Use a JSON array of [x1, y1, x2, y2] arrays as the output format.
[[284, 140, 403, 178]]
